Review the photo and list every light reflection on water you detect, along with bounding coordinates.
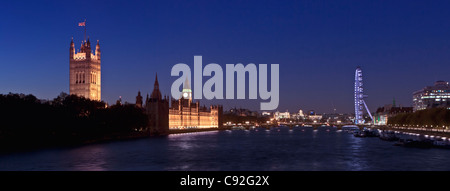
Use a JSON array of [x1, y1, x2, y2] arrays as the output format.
[[67, 146, 107, 171], [1, 127, 450, 171]]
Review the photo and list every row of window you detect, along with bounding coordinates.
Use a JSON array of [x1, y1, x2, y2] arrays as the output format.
[[432, 90, 449, 93], [75, 72, 99, 84], [419, 95, 450, 99]]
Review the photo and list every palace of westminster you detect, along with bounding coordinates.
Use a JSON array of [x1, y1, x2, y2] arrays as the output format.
[[69, 36, 222, 134]]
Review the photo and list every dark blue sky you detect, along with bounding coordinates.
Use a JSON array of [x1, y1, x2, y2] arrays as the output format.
[[1, 0, 450, 113]]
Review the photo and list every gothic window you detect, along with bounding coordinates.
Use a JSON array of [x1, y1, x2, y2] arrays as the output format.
[[83, 73, 85, 83]]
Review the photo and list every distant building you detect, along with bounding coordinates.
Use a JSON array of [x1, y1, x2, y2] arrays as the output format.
[[116, 96, 122, 106], [136, 91, 143, 108], [261, 111, 271, 116], [228, 108, 257, 117], [413, 81, 450, 111], [169, 77, 223, 129], [303, 110, 321, 121], [274, 110, 290, 120], [322, 113, 353, 124], [292, 109, 305, 120], [69, 37, 101, 101], [322, 113, 339, 123], [307, 114, 322, 122], [374, 100, 413, 125], [298, 110, 304, 117]]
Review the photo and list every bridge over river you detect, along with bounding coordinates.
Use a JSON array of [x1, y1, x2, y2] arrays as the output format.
[[223, 122, 367, 130]]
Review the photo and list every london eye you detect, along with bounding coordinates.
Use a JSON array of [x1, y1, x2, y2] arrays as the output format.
[[354, 67, 373, 124]]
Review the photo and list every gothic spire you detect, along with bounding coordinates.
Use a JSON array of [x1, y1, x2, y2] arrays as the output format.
[[150, 73, 162, 100], [154, 73, 159, 87], [70, 37, 75, 58], [183, 75, 190, 90]]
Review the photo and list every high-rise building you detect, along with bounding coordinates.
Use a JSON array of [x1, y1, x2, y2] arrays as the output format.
[[413, 81, 450, 111], [69, 37, 101, 101]]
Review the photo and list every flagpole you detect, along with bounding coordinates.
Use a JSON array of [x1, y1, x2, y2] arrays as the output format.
[[84, 19, 87, 42]]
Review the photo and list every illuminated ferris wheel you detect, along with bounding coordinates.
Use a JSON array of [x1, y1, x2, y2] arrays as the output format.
[[354, 67, 373, 124]]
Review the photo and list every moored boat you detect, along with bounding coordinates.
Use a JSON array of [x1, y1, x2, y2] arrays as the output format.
[[394, 139, 433, 148]]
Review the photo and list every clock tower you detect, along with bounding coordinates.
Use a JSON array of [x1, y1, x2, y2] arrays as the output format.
[[181, 76, 192, 100]]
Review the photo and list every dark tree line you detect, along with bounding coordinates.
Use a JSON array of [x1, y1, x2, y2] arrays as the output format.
[[0, 92, 148, 152], [223, 113, 270, 124], [388, 108, 450, 127]]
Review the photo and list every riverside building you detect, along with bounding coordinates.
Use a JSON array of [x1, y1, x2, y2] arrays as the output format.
[[413, 81, 450, 111], [138, 75, 223, 134], [168, 77, 223, 130]]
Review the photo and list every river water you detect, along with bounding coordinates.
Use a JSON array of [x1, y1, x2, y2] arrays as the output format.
[[1, 126, 450, 171]]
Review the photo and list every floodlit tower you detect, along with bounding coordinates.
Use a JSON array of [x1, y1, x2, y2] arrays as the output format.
[[354, 67, 373, 124], [69, 20, 101, 101]]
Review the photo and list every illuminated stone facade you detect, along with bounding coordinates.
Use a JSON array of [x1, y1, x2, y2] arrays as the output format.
[[169, 99, 222, 129], [138, 75, 223, 133], [169, 78, 223, 129], [69, 38, 101, 101]]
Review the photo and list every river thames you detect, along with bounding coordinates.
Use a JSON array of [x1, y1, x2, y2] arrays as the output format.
[[1, 126, 450, 171]]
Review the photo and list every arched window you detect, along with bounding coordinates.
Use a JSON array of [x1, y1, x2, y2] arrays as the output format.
[[76, 73, 79, 84], [83, 73, 85, 83]]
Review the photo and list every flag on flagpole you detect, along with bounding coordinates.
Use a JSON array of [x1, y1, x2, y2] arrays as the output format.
[[78, 21, 85, 27]]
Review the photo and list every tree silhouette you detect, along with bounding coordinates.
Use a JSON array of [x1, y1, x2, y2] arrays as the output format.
[[388, 108, 450, 127], [0, 92, 149, 152]]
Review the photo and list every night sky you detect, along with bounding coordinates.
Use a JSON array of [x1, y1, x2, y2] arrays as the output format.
[[1, 0, 450, 113]]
